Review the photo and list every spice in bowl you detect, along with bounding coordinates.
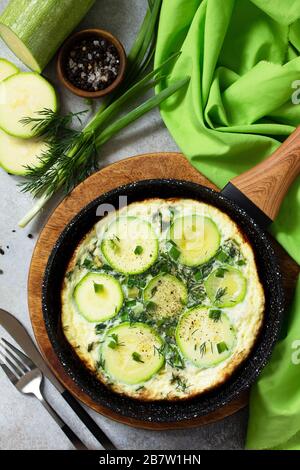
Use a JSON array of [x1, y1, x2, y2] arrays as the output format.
[[65, 36, 120, 92]]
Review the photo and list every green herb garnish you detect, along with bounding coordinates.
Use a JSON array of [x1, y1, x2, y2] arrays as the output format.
[[93, 282, 104, 293], [95, 323, 106, 334], [87, 341, 99, 352], [134, 245, 143, 255], [199, 342, 207, 357], [108, 333, 124, 349], [96, 356, 105, 370], [237, 259, 246, 266], [170, 373, 188, 392], [132, 352, 144, 363], [209, 309, 222, 322], [167, 240, 181, 261], [215, 287, 228, 303], [81, 258, 94, 270], [217, 341, 228, 354], [215, 268, 228, 278]]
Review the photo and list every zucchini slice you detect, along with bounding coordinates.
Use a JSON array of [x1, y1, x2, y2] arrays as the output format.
[[143, 273, 187, 318], [0, 58, 18, 82], [101, 322, 164, 384], [73, 273, 123, 323], [169, 215, 220, 267], [0, 129, 47, 175], [0, 72, 57, 138], [176, 306, 236, 368], [101, 217, 158, 275], [205, 266, 247, 308]]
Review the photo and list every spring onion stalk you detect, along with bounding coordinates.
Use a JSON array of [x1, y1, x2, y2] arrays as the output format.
[[18, 0, 187, 228], [18, 77, 189, 228]]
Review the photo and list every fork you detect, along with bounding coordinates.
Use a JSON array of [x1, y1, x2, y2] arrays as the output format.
[[0, 337, 87, 450]]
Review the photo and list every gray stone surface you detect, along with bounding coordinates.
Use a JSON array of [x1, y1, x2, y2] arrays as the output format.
[[0, 0, 247, 450]]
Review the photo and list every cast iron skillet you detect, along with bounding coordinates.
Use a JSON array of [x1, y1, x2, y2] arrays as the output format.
[[42, 128, 300, 424]]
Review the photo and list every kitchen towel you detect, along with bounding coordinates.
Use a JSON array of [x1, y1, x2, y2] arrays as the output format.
[[155, 0, 300, 449]]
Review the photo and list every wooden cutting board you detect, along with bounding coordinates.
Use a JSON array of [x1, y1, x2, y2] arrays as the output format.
[[28, 152, 300, 430]]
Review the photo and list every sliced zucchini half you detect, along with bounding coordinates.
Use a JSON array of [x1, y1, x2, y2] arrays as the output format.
[[101, 216, 158, 275], [176, 306, 236, 368], [0, 58, 19, 82], [169, 214, 220, 267], [205, 266, 247, 308], [73, 273, 123, 323], [101, 322, 164, 384], [143, 273, 187, 318], [0, 72, 57, 138], [0, 129, 47, 175]]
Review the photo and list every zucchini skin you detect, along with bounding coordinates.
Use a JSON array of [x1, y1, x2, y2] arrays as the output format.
[[0, 0, 95, 72]]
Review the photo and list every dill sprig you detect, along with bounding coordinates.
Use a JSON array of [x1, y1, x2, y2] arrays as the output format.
[[20, 108, 87, 139], [215, 287, 228, 303], [170, 373, 189, 392]]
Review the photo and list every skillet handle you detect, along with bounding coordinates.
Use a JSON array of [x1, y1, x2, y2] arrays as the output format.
[[226, 126, 300, 222]]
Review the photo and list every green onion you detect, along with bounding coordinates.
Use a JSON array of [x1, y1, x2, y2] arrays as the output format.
[[217, 342, 228, 354], [93, 282, 104, 294], [216, 250, 229, 262], [134, 245, 143, 255], [215, 268, 228, 278], [168, 245, 181, 261]]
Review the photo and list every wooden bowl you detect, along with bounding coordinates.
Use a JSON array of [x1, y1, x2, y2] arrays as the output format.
[[57, 28, 126, 99]]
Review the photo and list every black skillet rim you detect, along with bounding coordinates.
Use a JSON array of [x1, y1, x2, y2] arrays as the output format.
[[42, 179, 285, 423]]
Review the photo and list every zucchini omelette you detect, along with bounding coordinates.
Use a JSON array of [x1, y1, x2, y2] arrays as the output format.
[[61, 198, 265, 400]]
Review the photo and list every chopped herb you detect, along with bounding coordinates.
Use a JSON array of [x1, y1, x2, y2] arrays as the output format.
[[95, 323, 106, 334], [82, 257, 94, 269], [237, 259, 246, 266], [217, 341, 228, 354], [108, 333, 124, 349], [132, 352, 144, 363], [87, 341, 99, 352], [215, 267, 228, 278], [169, 246, 181, 261], [209, 309, 222, 322], [109, 236, 120, 252], [136, 385, 145, 392], [216, 249, 228, 263], [96, 356, 105, 370], [93, 282, 104, 293], [199, 342, 207, 357], [134, 245, 143, 255], [101, 264, 113, 272], [194, 270, 203, 282], [170, 373, 188, 392], [215, 287, 228, 303]]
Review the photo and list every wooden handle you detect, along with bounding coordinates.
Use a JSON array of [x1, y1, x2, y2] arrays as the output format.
[[230, 127, 300, 220]]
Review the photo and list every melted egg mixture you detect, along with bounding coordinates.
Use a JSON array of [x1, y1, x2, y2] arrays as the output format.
[[61, 199, 265, 400]]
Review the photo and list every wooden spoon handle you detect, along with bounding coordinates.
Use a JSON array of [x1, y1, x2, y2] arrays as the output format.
[[229, 127, 300, 221]]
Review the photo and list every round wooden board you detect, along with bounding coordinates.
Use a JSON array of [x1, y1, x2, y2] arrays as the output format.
[[28, 152, 250, 430]]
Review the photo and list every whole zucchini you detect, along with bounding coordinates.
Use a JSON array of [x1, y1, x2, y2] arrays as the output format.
[[0, 0, 95, 72]]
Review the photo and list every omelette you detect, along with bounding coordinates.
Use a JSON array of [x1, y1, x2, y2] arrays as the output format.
[[61, 199, 265, 400]]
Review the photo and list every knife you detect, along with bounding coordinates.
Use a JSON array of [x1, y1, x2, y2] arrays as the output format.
[[0, 308, 116, 450]]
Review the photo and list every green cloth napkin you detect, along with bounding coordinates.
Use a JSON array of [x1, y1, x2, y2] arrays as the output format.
[[155, 0, 300, 450]]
